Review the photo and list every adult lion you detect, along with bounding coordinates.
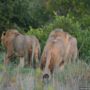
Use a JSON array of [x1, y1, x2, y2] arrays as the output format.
[[49, 28, 78, 63], [41, 28, 78, 81], [1, 29, 41, 68]]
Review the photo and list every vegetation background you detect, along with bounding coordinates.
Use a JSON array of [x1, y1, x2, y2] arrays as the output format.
[[0, 0, 90, 63]]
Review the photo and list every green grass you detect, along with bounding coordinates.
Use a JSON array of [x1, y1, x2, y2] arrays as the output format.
[[0, 52, 5, 63], [0, 51, 90, 90], [55, 60, 90, 83]]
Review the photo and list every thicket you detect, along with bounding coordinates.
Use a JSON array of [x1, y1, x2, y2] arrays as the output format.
[[0, 0, 89, 33], [27, 15, 90, 63]]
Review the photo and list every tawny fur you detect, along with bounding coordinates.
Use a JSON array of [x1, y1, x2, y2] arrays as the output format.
[[1, 29, 41, 68], [41, 28, 78, 77]]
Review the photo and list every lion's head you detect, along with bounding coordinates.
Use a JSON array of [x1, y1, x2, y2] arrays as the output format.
[[1, 29, 20, 47]]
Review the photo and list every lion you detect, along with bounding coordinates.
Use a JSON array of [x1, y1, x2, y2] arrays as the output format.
[[1, 29, 41, 68], [49, 28, 78, 63], [40, 28, 78, 82]]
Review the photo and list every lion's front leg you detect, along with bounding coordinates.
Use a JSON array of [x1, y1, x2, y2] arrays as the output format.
[[4, 47, 14, 66], [19, 57, 24, 68], [4, 54, 10, 66], [4, 51, 13, 66]]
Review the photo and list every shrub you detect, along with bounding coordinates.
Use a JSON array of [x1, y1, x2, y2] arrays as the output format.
[[80, 15, 90, 30], [27, 15, 90, 63]]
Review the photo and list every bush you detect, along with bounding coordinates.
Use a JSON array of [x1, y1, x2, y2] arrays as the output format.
[[27, 15, 90, 63], [80, 15, 90, 30]]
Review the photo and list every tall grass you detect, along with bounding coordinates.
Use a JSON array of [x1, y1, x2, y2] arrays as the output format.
[[0, 57, 89, 90]]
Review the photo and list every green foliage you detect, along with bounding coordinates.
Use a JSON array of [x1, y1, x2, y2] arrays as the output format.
[[0, 0, 53, 34], [80, 15, 90, 29], [0, 0, 89, 33], [0, 0, 90, 63], [45, 0, 90, 17], [27, 15, 90, 63]]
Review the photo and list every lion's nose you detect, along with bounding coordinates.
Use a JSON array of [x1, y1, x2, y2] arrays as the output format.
[[43, 73, 49, 79]]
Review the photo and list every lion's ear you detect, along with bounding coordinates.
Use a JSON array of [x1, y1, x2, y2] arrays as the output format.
[[2, 31, 6, 36], [15, 32, 20, 36], [13, 30, 20, 36]]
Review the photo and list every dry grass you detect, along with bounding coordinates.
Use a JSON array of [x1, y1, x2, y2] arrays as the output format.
[[0, 58, 90, 90]]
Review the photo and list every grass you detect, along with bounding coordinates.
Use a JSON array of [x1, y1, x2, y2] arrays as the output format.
[[55, 60, 90, 82], [0, 51, 5, 64], [0, 52, 90, 90]]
